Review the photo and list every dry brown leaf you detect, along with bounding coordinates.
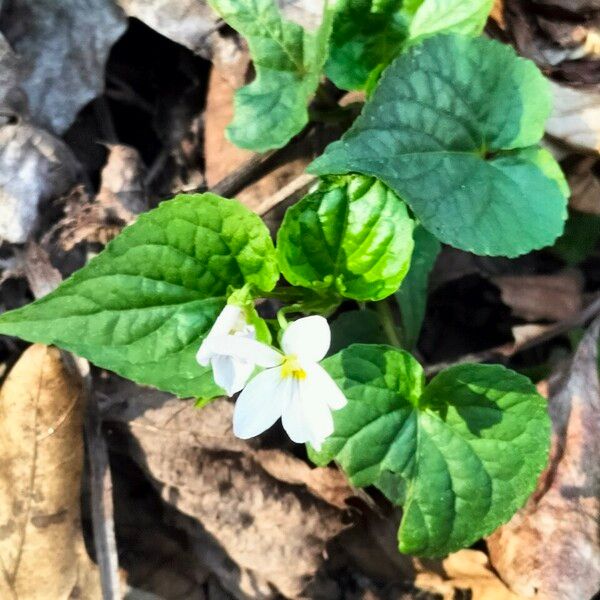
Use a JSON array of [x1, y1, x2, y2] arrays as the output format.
[[204, 67, 254, 189], [0, 122, 78, 244], [51, 144, 146, 251], [532, 0, 600, 11], [546, 81, 600, 153], [104, 388, 351, 598], [0, 34, 27, 119], [21, 242, 62, 299], [0, 344, 101, 599], [415, 550, 524, 600], [97, 144, 147, 215], [565, 155, 600, 215], [115, 0, 219, 58], [204, 66, 310, 212], [492, 271, 583, 322], [0, 0, 126, 133], [50, 186, 127, 251], [488, 318, 600, 600]]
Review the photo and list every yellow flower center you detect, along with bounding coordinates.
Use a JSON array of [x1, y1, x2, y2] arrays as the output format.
[[280, 354, 306, 380]]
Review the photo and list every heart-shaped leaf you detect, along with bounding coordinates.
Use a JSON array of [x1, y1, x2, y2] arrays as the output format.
[[208, 0, 333, 151], [277, 175, 415, 301], [309, 34, 568, 257], [0, 193, 279, 398], [311, 344, 550, 557]]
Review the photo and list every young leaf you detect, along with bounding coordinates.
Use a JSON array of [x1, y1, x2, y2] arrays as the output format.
[[309, 35, 569, 257], [0, 193, 279, 398], [312, 344, 550, 557], [208, 0, 333, 152], [277, 175, 415, 301], [325, 0, 408, 91], [409, 0, 493, 42], [395, 225, 440, 350], [325, 0, 491, 92]]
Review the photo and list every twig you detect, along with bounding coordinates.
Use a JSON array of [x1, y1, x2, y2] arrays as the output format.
[[255, 172, 317, 215], [83, 380, 121, 600], [425, 293, 600, 376], [210, 150, 277, 198]]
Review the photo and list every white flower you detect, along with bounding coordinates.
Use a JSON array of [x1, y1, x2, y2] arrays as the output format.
[[196, 304, 257, 396], [211, 315, 347, 450]]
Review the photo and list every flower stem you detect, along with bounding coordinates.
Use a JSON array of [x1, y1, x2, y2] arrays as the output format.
[[375, 299, 402, 348]]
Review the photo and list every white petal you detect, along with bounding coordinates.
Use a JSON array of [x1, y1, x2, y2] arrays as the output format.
[[211, 355, 254, 396], [304, 363, 347, 410], [196, 340, 213, 366], [233, 368, 287, 439], [196, 305, 243, 365], [281, 382, 310, 444], [281, 380, 334, 449], [301, 390, 334, 449], [213, 304, 243, 334], [281, 315, 331, 362], [209, 335, 282, 368]]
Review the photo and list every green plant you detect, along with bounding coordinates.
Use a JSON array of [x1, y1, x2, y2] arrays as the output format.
[[0, 0, 566, 558]]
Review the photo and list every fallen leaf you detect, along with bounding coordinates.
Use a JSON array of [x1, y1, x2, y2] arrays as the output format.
[[111, 460, 209, 599], [487, 317, 600, 600], [204, 67, 254, 189], [546, 81, 600, 152], [503, 0, 600, 82], [104, 387, 351, 598], [415, 549, 525, 600], [50, 185, 134, 252], [21, 243, 62, 299], [0, 344, 101, 599], [0, 0, 126, 133], [493, 271, 583, 322], [115, 0, 219, 58], [532, 0, 600, 11], [252, 448, 361, 510], [0, 33, 27, 119], [0, 122, 78, 244], [565, 155, 600, 215], [97, 144, 147, 214], [204, 65, 311, 212]]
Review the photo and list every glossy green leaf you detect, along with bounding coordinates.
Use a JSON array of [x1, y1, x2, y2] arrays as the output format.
[[209, 0, 332, 151], [312, 344, 550, 557], [325, 0, 408, 91], [309, 35, 568, 257], [0, 193, 279, 398], [409, 0, 493, 41], [325, 0, 491, 92], [277, 175, 415, 301], [395, 225, 440, 350]]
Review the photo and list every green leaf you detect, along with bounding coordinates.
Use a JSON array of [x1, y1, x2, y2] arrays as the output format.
[[277, 175, 415, 301], [325, 0, 491, 92], [309, 34, 568, 257], [395, 225, 440, 350], [312, 344, 550, 557], [209, 0, 333, 152], [325, 0, 408, 91], [329, 308, 387, 354], [409, 0, 493, 42], [0, 193, 279, 398]]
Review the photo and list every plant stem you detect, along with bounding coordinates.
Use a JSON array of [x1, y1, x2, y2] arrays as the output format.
[[375, 299, 402, 348]]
